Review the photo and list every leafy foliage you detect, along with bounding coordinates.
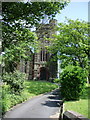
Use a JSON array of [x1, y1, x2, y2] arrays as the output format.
[[2, 2, 68, 26], [2, 84, 32, 114], [2, 17, 38, 72], [54, 78, 60, 83], [2, 71, 26, 94], [48, 18, 88, 70], [2, 26, 37, 72], [60, 65, 87, 100]]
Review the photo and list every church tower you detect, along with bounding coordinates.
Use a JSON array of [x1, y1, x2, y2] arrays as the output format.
[[33, 19, 57, 80]]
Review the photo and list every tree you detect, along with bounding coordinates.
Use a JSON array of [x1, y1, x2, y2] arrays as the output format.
[[2, 1, 69, 46], [2, 1, 69, 72], [3, 27, 38, 72], [48, 18, 89, 81], [2, 2, 68, 26]]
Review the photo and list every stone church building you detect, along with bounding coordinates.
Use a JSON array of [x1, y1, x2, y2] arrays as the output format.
[[18, 19, 57, 81], [34, 19, 57, 80]]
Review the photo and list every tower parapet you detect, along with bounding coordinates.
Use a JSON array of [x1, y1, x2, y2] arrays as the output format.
[[49, 19, 57, 25]]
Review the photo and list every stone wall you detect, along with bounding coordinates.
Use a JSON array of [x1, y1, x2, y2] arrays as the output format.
[[63, 111, 90, 120]]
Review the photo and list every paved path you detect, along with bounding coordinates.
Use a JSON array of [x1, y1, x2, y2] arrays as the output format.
[[4, 89, 62, 119]]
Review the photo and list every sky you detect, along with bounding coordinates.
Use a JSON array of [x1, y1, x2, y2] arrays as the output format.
[[55, 1, 89, 23], [19, 0, 89, 23]]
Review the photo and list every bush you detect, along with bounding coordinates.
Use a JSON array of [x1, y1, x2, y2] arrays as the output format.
[[2, 70, 26, 94], [60, 65, 87, 100], [54, 78, 60, 83], [1, 84, 31, 114], [1, 84, 11, 114]]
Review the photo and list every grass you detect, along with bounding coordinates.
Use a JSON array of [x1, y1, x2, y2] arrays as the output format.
[[2, 80, 58, 114], [64, 84, 90, 118], [24, 80, 58, 95]]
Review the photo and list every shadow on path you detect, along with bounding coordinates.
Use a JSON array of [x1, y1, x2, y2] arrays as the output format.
[[41, 100, 60, 107], [41, 89, 62, 108]]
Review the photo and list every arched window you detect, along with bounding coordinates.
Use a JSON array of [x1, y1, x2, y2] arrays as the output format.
[[40, 49, 49, 62], [40, 49, 45, 61]]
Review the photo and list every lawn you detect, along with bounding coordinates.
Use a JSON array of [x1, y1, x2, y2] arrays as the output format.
[[24, 80, 58, 95], [2, 80, 58, 115], [64, 84, 90, 118]]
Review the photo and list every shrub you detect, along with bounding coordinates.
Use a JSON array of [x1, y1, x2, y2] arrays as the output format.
[[60, 65, 87, 100], [2, 84, 30, 114], [54, 78, 60, 83], [1, 84, 11, 114], [2, 70, 26, 94]]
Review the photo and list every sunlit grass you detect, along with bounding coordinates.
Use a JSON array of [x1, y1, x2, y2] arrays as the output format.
[[64, 84, 90, 118], [24, 80, 58, 95], [64, 99, 88, 118]]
